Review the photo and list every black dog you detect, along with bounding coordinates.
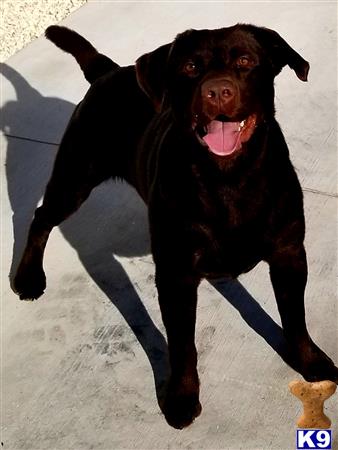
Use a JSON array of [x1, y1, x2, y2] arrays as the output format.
[[13, 25, 338, 429]]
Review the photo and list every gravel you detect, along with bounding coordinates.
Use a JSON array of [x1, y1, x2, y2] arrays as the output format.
[[1, 0, 87, 62]]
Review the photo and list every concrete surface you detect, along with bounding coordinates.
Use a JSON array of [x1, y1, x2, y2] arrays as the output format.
[[1, 2, 337, 449]]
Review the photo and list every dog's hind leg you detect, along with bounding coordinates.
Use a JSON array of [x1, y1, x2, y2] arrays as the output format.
[[12, 141, 108, 300]]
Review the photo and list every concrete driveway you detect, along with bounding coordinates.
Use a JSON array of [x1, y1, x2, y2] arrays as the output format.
[[1, 2, 337, 449]]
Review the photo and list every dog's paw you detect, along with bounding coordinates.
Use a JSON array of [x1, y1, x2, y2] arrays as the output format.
[[13, 265, 46, 301], [297, 343, 338, 384], [302, 358, 338, 384], [163, 390, 202, 429]]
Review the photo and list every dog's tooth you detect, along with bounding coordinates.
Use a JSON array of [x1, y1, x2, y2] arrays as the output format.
[[237, 120, 245, 131]]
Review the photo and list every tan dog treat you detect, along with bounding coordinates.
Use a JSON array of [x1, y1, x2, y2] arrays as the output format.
[[289, 380, 337, 429]]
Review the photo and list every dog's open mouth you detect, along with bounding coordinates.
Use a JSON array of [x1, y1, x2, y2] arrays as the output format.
[[195, 114, 257, 156]]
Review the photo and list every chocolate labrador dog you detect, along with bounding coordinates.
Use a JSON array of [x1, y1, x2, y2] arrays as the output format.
[[13, 24, 338, 429]]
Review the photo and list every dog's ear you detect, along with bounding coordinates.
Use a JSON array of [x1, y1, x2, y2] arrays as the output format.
[[136, 43, 173, 112], [244, 25, 310, 81]]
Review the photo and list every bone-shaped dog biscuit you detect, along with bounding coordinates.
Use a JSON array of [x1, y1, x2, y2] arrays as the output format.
[[289, 380, 337, 429]]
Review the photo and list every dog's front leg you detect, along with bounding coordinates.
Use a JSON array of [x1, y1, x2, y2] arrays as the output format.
[[268, 244, 338, 383], [155, 270, 202, 429], [13, 148, 105, 300]]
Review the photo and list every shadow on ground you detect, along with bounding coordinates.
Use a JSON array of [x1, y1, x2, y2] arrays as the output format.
[[1, 63, 300, 408]]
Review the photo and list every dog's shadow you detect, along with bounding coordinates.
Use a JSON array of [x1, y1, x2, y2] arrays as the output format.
[[1, 63, 299, 408]]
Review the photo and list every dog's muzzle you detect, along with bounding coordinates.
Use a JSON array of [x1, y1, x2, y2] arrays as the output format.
[[193, 77, 257, 157]]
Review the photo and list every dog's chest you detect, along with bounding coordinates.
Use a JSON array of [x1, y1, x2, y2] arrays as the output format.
[[189, 177, 269, 278]]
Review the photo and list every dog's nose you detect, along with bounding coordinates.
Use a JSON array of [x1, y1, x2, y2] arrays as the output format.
[[201, 79, 235, 104]]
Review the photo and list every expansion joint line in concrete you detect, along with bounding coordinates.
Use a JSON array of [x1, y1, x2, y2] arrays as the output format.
[[3, 133, 338, 199], [302, 187, 338, 199], [4, 133, 59, 147]]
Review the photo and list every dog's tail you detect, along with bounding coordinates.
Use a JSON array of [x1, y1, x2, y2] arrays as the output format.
[[45, 25, 119, 84]]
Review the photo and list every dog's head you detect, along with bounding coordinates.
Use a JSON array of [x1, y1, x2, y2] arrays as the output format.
[[136, 25, 309, 157]]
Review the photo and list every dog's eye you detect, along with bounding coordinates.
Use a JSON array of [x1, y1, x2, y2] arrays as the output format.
[[236, 55, 254, 68], [183, 61, 199, 76]]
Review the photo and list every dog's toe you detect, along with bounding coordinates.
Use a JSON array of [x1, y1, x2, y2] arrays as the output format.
[[300, 347, 338, 384], [163, 392, 202, 429], [13, 266, 46, 301], [303, 361, 338, 384]]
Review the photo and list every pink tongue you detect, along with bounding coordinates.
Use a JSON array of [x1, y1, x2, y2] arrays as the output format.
[[202, 120, 240, 156]]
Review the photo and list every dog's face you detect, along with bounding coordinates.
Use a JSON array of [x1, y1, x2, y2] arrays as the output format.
[[136, 25, 309, 157]]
